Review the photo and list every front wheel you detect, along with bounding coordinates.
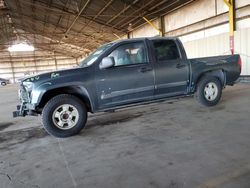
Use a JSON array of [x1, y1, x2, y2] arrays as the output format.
[[195, 76, 222, 107], [42, 94, 87, 137]]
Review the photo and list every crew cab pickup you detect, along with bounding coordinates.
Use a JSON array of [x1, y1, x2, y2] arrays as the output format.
[[13, 37, 241, 137]]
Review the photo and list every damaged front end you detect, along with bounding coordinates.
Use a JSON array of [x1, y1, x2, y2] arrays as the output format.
[[13, 83, 38, 117]]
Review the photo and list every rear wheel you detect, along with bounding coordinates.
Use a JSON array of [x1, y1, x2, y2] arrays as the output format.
[[42, 94, 87, 137], [195, 76, 222, 107]]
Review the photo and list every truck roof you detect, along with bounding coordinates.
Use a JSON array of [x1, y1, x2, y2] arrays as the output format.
[[111, 36, 178, 44]]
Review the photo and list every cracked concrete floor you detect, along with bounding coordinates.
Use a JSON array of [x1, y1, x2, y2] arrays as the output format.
[[0, 84, 250, 188]]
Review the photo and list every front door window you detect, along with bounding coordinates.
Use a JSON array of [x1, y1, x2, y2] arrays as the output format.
[[108, 42, 147, 66]]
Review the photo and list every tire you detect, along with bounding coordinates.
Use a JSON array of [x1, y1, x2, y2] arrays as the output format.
[[195, 76, 222, 107], [1, 82, 6, 86], [42, 94, 87, 138]]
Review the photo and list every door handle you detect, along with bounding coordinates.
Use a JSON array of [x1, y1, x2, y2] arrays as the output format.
[[138, 67, 153, 73], [176, 63, 186, 69]]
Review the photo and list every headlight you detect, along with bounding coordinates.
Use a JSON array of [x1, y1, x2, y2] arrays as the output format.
[[22, 81, 33, 92]]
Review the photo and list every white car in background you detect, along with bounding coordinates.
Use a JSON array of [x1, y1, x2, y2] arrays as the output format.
[[0, 78, 10, 86]]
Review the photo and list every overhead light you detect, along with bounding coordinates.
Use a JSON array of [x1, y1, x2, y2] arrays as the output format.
[[8, 43, 35, 52], [128, 23, 133, 31]]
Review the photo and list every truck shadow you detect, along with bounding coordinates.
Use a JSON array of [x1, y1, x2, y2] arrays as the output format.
[[0, 127, 48, 150], [85, 112, 143, 129], [222, 87, 250, 102], [0, 122, 14, 131]]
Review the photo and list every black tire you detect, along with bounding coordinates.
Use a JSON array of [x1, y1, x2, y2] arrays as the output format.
[[1, 82, 6, 86], [195, 76, 222, 107], [42, 94, 87, 138]]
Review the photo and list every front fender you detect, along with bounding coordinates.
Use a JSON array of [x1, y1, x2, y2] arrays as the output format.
[[31, 82, 96, 112], [31, 82, 52, 105]]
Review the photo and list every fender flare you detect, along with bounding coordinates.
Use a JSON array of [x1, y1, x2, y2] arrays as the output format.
[[193, 69, 226, 92], [34, 83, 95, 112]]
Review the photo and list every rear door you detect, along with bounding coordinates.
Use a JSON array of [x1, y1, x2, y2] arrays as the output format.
[[150, 39, 189, 98], [95, 41, 154, 109]]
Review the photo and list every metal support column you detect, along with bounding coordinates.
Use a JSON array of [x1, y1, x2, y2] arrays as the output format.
[[8, 52, 15, 83], [142, 17, 163, 37], [127, 32, 130, 39], [54, 51, 58, 70], [160, 16, 165, 37], [224, 0, 236, 54], [75, 57, 78, 66], [33, 50, 38, 74]]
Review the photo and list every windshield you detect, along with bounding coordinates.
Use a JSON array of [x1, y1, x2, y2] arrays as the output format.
[[80, 43, 113, 67]]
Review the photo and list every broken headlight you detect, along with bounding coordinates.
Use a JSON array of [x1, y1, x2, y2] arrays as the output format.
[[22, 81, 33, 92]]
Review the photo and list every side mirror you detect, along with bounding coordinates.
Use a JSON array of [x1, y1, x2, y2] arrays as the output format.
[[99, 57, 115, 69]]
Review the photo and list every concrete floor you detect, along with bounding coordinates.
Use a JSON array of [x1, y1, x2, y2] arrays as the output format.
[[0, 84, 250, 188]]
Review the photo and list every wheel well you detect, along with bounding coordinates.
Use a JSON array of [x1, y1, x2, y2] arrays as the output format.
[[196, 70, 226, 90], [38, 86, 92, 113]]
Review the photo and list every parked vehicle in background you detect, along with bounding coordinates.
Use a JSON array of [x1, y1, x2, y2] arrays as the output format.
[[13, 37, 242, 138], [0, 78, 10, 86]]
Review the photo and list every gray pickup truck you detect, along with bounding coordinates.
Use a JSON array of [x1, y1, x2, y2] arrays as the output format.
[[13, 37, 241, 137]]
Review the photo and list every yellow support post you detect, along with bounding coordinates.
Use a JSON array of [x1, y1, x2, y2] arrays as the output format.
[[142, 17, 163, 36], [224, 0, 236, 54], [113, 33, 121, 39]]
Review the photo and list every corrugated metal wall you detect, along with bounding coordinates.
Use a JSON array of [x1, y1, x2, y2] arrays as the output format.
[[182, 28, 250, 75], [128, 0, 250, 75], [181, 33, 230, 58], [0, 50, 78, 82]]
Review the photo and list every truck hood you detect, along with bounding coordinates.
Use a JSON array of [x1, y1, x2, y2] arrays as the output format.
[[21, 67, 81, 84]]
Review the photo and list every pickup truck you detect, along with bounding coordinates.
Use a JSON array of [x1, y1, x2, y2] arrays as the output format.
[[13, 37, 241, 137]]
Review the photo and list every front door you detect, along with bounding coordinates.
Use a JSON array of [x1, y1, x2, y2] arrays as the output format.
[[95, 41, 154, 110]]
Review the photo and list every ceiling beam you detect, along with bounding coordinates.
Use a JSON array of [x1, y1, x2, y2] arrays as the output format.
[[10, 13, 112, 44], [81, 0, 115, 29], [106, 0, 139, 25], [130, 0, 194, 30], [15, 0, 124, 31], [63, 0, 91, 37], [117, 0, 166, 28]]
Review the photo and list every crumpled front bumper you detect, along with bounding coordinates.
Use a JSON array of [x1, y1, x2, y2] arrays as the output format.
[[13, 86, 38, 117], [13, 103, 38, 117], [13, 104, 26, 117]]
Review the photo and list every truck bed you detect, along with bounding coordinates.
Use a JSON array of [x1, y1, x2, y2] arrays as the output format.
[[189, 54, 241, 85]]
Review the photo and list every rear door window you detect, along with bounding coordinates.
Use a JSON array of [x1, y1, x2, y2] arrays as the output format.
[[152, 40, 180, 61]]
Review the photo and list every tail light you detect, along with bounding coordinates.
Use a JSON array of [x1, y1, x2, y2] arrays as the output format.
[[238, 56, 242, 72]]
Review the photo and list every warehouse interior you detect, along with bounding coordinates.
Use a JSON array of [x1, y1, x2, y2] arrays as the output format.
[[0, 0, 249, 80], [1, 0, 250, 187]]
